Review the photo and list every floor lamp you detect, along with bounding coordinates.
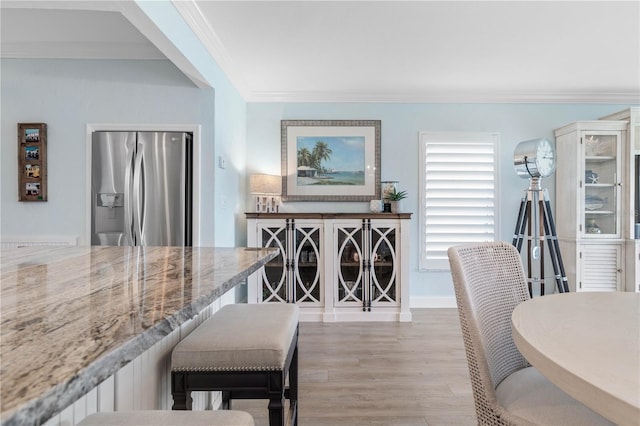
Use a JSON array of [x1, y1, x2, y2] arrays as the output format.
[[512, 139, 569, 295]]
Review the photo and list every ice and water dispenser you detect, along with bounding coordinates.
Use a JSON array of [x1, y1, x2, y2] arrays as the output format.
[[94, 193, 125, 245]]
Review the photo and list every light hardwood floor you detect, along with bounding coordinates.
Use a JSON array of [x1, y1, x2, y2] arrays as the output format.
[[233, 308, 476, 425]]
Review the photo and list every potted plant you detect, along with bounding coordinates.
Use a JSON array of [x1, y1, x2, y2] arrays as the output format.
[[384, 187, 407, 213]]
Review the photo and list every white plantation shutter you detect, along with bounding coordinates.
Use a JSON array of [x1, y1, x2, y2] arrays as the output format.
[[419, 132, 499, 270]]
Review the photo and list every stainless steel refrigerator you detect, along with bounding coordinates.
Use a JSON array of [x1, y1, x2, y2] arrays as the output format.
[[91, 131, 192, 246]]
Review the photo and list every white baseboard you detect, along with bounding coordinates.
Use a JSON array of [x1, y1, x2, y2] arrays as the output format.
[[410, 296, 457, 308], [1, 235, 78, 248]]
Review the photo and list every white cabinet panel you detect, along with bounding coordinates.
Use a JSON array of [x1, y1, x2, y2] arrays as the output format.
[[579, 244, 622, 291], [97, 375, 115, 412], [114, 362, 135, 411]]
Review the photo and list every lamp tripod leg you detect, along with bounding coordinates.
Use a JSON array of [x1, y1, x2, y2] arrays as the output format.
[[512, 187, 569, 296], [542, 193, 569, 293], [512, 197, 528, 251]]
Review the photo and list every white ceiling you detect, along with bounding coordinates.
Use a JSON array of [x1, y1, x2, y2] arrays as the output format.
[[0, 3, 164, 60], [2, 1, 639, 103]]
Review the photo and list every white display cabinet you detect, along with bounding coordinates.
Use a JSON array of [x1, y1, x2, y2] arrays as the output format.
[[555, 120, 627, 292], [247, 213, 412, 321]]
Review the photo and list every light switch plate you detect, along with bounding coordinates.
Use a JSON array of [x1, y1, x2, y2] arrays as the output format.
[[218, 155, 227, 169]]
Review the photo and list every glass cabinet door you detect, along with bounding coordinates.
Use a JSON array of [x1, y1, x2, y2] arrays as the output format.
[[293, 223, 322, 306], [335, 225, 364, 307], [370, 224, 398, 305], [334, 220, 400, 311], [258, 221, 323, 305], [582, 131, 621, 237], [258, 224, 287, 302]]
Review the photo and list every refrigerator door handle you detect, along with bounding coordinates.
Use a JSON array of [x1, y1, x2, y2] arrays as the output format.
[[133, 149, 145, 245], [124, 148, 136, 244]]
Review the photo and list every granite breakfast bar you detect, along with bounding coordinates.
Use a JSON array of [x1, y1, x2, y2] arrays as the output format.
[[0, 245, 278, 426]]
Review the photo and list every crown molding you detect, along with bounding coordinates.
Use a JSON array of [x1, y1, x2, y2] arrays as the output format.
[[172, 0, 250, 99], [246, 89, 640, 104]]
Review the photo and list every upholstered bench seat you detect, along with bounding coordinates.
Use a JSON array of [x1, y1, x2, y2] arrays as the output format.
[[171, 303, 299, 426], [77, 410, 254, 425], [172, 303, 298, 372]]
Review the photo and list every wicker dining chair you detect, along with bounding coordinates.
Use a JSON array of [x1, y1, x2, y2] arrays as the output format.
[[447, 241, 612, 426]]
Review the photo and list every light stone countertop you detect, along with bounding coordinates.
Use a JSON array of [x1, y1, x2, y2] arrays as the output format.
[[0, 246, 278, 426]]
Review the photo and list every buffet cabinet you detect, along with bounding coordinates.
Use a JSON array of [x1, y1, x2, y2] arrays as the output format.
[[246, 213, 412, 322], [555, 120, 628, 292]]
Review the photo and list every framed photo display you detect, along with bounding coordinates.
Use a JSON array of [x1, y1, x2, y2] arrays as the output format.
[[18, 123, 47, 201], [281, 120, 381, 201]]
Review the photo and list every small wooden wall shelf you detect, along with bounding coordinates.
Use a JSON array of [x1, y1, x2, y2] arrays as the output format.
[[18, 122, 47, 201]]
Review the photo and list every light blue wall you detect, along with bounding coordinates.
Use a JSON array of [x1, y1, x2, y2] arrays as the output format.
[[246, 102, 633, 299], [135, 1, 247, 247], [1, 2, 250, 248], [0, 58, 215, 244]]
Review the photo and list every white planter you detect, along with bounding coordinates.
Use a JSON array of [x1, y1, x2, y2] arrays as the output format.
[[369, 200, 383, 213], [390, 200, 402, 213]]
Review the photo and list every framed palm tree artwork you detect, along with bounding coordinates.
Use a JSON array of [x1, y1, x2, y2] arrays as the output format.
[[281, 120, 381, 201]]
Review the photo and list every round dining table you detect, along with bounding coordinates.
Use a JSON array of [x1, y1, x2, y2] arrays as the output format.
[[512, 292, 640, 426]]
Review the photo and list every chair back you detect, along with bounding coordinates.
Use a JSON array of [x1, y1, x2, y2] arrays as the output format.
[[448, 242, 531, 424]]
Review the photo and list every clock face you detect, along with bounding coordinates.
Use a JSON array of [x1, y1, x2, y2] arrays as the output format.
[[535, 139, 556, 177], [513, 138, 556, 179]]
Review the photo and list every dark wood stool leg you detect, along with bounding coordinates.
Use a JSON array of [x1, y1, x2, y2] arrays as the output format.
[[268, 371, 285, 426], [222, 390, 232, 410], [171, 372, 192, 410], [268, 398, 284, 426], [289, 343, 298, 425]]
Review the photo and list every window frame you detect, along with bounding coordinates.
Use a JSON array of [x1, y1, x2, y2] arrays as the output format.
[[418, 131, 501, 271]]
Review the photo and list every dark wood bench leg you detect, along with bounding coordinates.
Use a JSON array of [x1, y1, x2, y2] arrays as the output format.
[[171, 372, 193, 410], [268, 397, 284, 426], [289, 343, 299, 425], [222, 390, 232, 409], [289, 343, 298, 400], [268, 371, 285, 426]]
